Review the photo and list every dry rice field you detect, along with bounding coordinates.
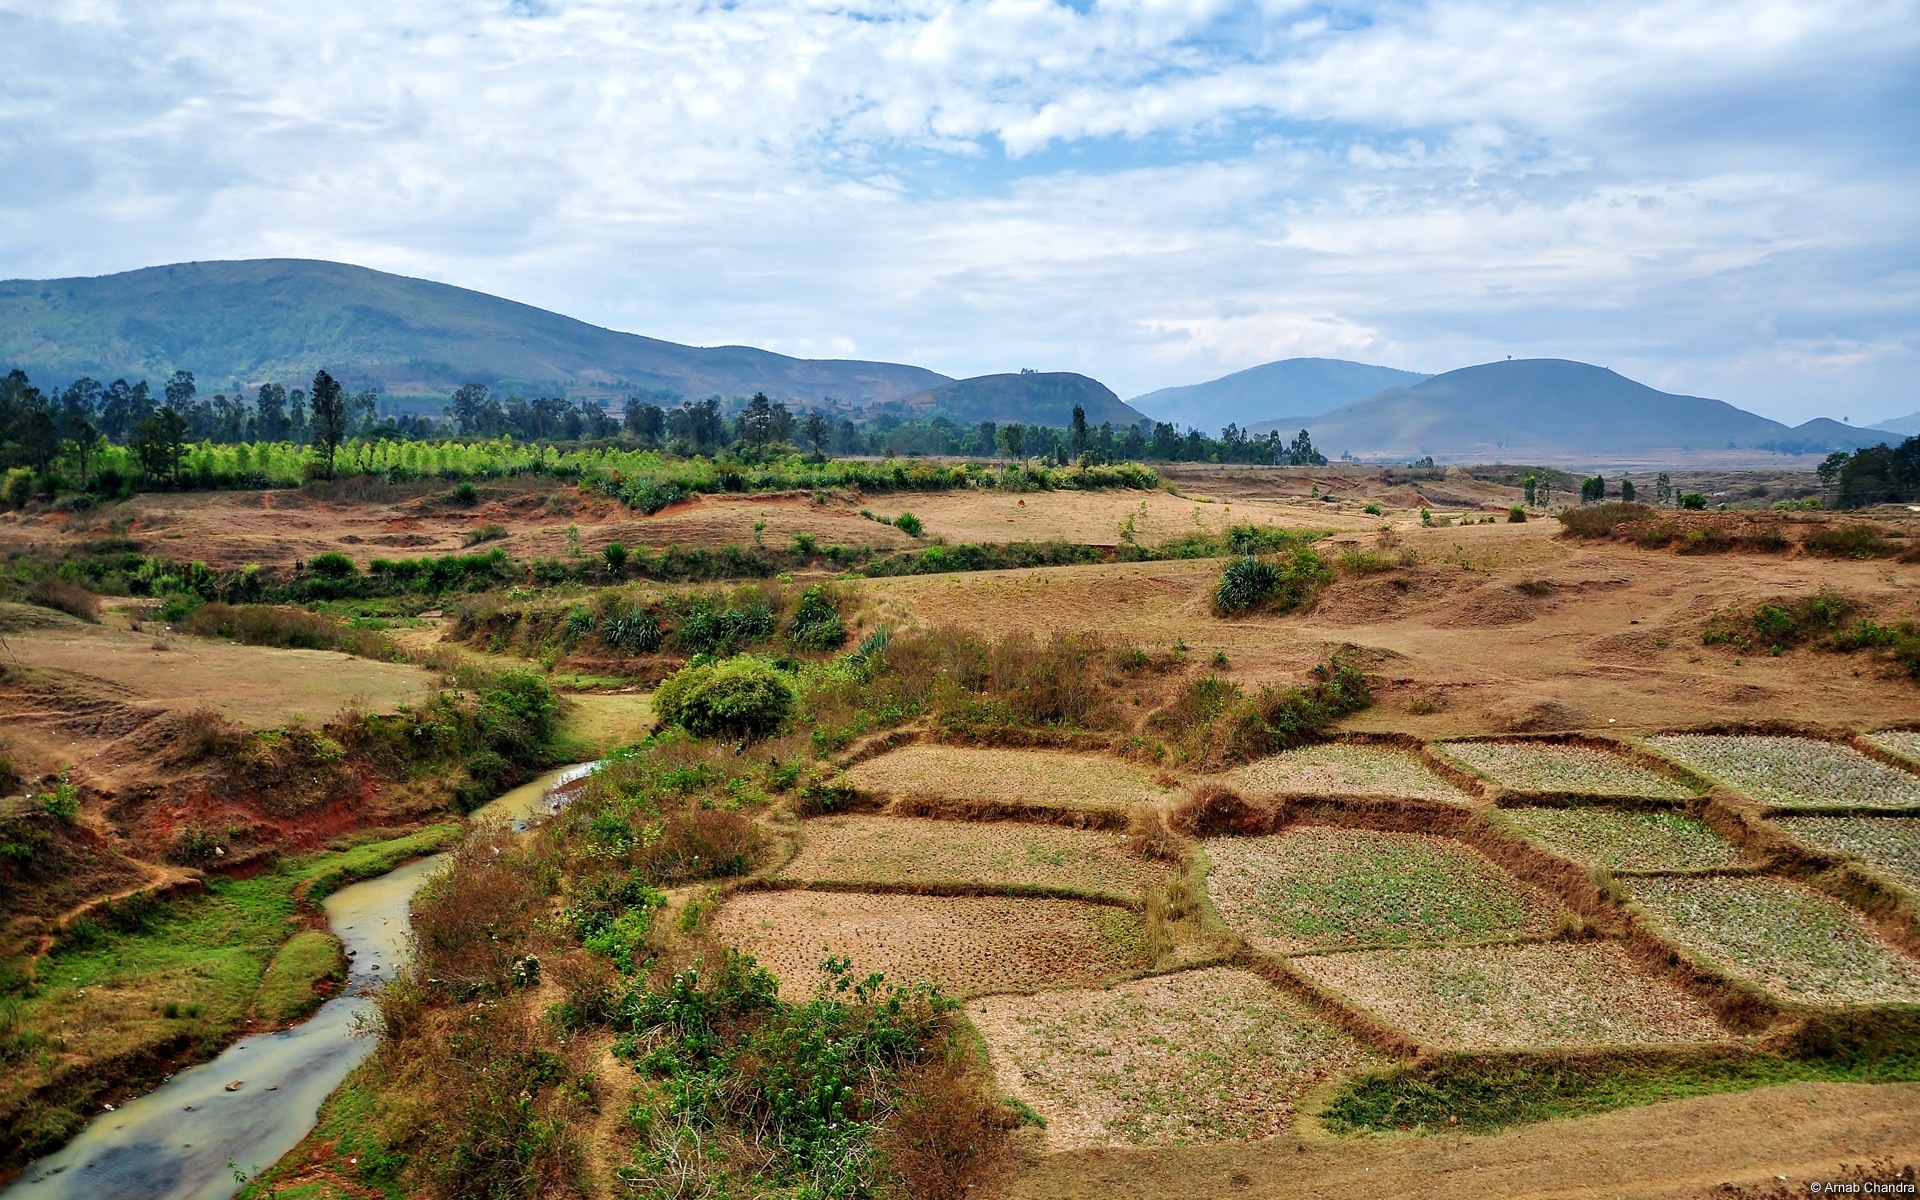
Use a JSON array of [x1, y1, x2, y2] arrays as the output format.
[[1287, 942, 1732, 1050], [973, 967, 1382, 1150], [840, 744, 1174, 812], [778, 814, 1169, 899], [1224, 743, 1471, 803], [1628, 876, 1920, 1005], [1643, 734, 1920, 811], [1499, 806, 1745, 872], [1770, 816, 1920, 892], [707, 890, 1149, 1000], [1203, 827, 1558, 953], [1439, 740, 1696, 799]]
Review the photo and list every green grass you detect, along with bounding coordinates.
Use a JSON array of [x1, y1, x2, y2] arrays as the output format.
[[299, 823, 462, 902], [1203, 828, 1556, 953], [253, 930, 345, 1024], [1498, 807, 1743, 872], [1319, 1035, 1920, 1134]]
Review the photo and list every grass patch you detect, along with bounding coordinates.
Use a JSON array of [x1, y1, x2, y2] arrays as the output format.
[[1629, 875, 1920, 1004], [780, 815, 1170, 901], [975, 967, 1382, 1148], [1644, 734, 1920, 810], [1226, 743, 1470, 803], [1772, 816, 1920, 891], [1202, 828, 1557, 953], [1291, 942, 1729, 1050], [1498, 807, 1743, 872], [1441, 741, 1695, 799], [253, 929, 345, 1024], [1319, 1033, 1920, 1134]]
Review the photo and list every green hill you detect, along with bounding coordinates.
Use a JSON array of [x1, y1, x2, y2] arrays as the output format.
[[1131, 357, 1427, 433], [899, 372, 1147, 427], [0, 259, 949, 405]]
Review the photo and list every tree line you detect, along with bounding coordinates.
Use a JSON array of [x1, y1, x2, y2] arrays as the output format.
[[1819, 437, 1920, 508]]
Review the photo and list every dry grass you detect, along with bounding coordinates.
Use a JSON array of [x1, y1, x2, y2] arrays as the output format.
[[1500, 807, 1745, 872], [1440, 741, 1696, 799], [1643, 734, 1920, 810], [1628, 876, 1920, 1005], [1225, 743, 1470, 803], [779, 815, 1171, 900], [841, 744, 1174, 812], [707, 891, 1150, 999], [973, 967, 1382, 1149], [1772, 816, 1920, 891], [1203, 828, 1558, 953], [1289, 942, 1732, 1049]]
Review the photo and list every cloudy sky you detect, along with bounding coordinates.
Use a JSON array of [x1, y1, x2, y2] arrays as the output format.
[[4, 0, 1918, 422]]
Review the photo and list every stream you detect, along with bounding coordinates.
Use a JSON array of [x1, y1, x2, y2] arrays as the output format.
[[3, 762, 600, 1200]]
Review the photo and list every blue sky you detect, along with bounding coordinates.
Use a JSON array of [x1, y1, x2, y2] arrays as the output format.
[[2, 0, 1917, 422]]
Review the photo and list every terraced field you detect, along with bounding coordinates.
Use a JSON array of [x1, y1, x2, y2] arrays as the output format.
[[974, 967, 1382, 1149], [1288, 942, 1731, 1049], [779, 814, 1170, 900], [708, 891, 1150, 999], [1226, 743, 1471, 804], [841, 744, 1174, 812], [1869, 730, 1920, 768], [1628, 876, 1920, 1005], [1772, 816, 1920, 891], [1203, 828, 1558, 953], [1500, 807, 1744, 872], [1441, 740, 1696, 799], [1643, 734, 1920, 810]]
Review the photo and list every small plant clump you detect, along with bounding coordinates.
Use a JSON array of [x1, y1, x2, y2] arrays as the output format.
[[1644, 734, 1920, 810], [1439, 740, 1696, 799], [1629, 876, 1920, 1005], [1212, 545, 1332, 616]]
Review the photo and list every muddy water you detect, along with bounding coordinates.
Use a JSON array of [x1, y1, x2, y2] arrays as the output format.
[[3, 762, 599, 1200]]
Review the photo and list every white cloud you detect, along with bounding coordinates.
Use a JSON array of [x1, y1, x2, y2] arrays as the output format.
[[1, 0, 1918, 420]]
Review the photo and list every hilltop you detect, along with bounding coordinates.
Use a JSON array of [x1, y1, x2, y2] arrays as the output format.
[[898, 371, 1148, 427], [0, 259, 949, 405], [1250, 359, 1898, 461], [1131, 357, 1428, 432]]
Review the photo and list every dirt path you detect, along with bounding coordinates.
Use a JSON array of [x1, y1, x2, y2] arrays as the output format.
[[995, 1081, 1920, 1199]]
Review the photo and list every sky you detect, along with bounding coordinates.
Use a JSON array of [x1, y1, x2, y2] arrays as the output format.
[[3, 0, 1918, 424]]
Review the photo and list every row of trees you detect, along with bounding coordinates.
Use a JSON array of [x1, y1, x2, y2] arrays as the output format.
[[1819, 437, 1920, 508]]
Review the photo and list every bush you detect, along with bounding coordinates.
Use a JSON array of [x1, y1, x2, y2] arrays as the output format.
[[1804, 525, 1892, 559], [449, 482, 479, 506], [601, 607, 662, 655], [1214, 556, 1278, 615], [602, 542, 630, 574], [1557, 502, 1652, 539], [24, 579, 100, 623], [787, 586, 847, 651], [1508, 506, 1527, 523], [653, 656, 797, 739], [307, 551, 359, 580], [1679, 492, 1708, 510], [893, 511, 925, 538], [1363, 503, 1382, 516]]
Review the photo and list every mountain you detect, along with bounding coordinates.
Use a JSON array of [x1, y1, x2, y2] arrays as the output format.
[[1872, 411, 1920, 437], [1253, 359, 1829, 460], [0, 259, 950, 406], [1130, 358, 1428, 433], [898, 372, 1148, 427], [1770, 418, 1897, 454]]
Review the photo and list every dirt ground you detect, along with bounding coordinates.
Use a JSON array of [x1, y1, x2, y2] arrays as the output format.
[[861, 521, 1920, 734], [996, 1080, 1920, 1200]]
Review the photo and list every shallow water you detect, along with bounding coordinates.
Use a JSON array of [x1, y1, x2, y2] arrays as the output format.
[[2, 762, 598, 1200]]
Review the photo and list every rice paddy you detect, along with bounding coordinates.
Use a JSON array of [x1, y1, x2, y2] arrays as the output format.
[[1642, 734, 1920, 810], [778, 814, 1170, 900], [708, 890, 1150, 1000], [1202, 827, 1558, 953], [1287, 942, 1731, 1049], [973, 967, 1383, 1149], [1772, 816, 1920, 891], [1500, 807, 1744, 872], [1441, 740, 1696, 799], [840, 744, 1174, 812], [1628, 876, 1920, 1005], [1226, 743, 1472, 804]]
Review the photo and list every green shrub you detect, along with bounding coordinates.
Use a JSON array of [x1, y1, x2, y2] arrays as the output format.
[[38, 770, 79, 821], [790, 532, 819, 557], [1508, 506, 1526, 523], [307, 551, 358, 579], [1804, 525, 1892, 559], [601, 607, 662, 654], [653, 657, 797, 738], [602, 542, 630, 574], [1557, 502, 1653, 538], [1214, 556, 1279, 615], [1363, 503, 1382, 516], [1679, 492, 1708, 510], [893, 512, 925, 538], [450, 482, 479, 506], [787, 587, 847, 651]]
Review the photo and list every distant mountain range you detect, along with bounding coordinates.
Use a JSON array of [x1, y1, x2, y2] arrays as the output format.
[[1130, 358, 1428, 432], [1873, 411, 1920, 437], [903, 372, 1147, 427], [0, 259, 949, 406], [1248, 359, 1897, 460]]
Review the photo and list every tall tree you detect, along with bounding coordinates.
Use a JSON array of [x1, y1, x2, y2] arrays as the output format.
[[448, 383, 491, 435], [309, 369, 349, 480], [164, 369, 196, 410], [1069, 404, 1088, 459], [801, 409, 832, 456], [131, 406, 188, 484], [255, 383, 289, 441], [997, 422, 1025, 459]]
